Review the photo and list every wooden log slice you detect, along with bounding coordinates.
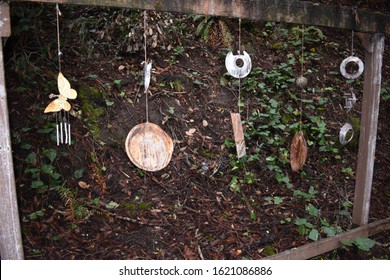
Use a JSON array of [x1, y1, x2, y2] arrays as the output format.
[[125, 122, 174, 172], [290, 131, 308, 172]]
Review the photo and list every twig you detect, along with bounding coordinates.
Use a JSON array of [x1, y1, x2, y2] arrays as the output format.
[[86, 204, 164, 227]]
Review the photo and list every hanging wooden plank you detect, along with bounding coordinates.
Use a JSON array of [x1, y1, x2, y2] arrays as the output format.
[[264, 217, 390, 260], [352, 33, 385, 226], [14, 0, 390, 34], [0, 3, 24, 260], [230, 112, 246, 159]]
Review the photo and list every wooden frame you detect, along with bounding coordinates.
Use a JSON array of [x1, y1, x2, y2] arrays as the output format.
[[265, 218, 390, 260], [1, 0, 389, 259], [13, 0, 390, 34], [0, 2, 24, 260]]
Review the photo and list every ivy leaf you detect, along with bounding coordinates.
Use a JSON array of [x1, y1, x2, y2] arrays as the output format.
[[354, 238, 376, 251], [306, 203, 319, 217], [322, 226, 336, 237], [295, 218, 307, 226], [273, 196, 283, 205], [308, 229, 319, 241], [74, 169, 84, 179], [31, 180, 44, 189], [43, 149, 57, 162], [340, 239, 354, 247]]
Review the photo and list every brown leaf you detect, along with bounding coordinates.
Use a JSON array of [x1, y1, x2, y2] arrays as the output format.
[[78, 181, 90, 189], [290, 131, 308, 172], [184, 245, 197, 260]]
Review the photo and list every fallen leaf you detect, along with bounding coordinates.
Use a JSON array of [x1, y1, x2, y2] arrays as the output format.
[[78, 181, 90, 189], [106, 201, 119, 209], [184, 245, 197, 260], [185, 128, 196, 136]]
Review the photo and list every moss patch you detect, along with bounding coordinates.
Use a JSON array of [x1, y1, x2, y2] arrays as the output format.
[[78, 84, 106, 139]]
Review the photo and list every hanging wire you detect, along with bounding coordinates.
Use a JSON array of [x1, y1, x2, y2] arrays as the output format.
[[347, 30, 355, 115], [351, 30, 355, 56], [238, 18, 242, 115], [299, 25, 305, 132], [56, 4, 62, 72], [144, 11, 149, 123]]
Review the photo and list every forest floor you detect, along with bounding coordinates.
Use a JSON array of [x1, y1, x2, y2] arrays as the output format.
[[4, 2, 390, 259]]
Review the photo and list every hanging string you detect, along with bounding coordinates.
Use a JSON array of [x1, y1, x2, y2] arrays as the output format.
[[56, 4, 62, 72], [143, 11, 149, 123], [348, 30, 355, 115], [351, 30, 355, 56], [299, 25, 305, 132], [238, 18, 242, 115]]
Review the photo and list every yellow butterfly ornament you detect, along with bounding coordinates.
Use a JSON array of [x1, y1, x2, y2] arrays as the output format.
[[44, 72, 77, 145], [44, 72, 77, 113]]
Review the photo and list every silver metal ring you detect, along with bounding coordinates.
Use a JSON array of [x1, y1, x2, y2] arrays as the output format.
[[340, 56, 364, 80], [339, 123, 354, 146], [225, 51, 252, 79]]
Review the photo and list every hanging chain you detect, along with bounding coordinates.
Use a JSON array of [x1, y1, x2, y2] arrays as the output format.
[[143, 11, 149, 123]]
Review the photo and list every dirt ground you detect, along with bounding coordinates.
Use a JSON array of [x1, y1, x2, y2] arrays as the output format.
[[3, 2, 390, 259]]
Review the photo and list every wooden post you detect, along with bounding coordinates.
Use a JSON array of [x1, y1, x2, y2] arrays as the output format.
[[0, 2, 24, 259], [352, 33, 385, 226]]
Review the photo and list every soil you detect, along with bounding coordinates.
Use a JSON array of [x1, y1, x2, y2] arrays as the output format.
[[3, 2, 390, 260]]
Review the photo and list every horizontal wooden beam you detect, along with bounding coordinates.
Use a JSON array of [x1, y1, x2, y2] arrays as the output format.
[[13, 0, 390, 34], [264, 218, 390, 260]]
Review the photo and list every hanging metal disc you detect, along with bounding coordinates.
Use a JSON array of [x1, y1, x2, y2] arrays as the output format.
[[225, 51, 252, 78], [296, 76, 308, 88], [143, 60, 152, 92], [290, 131, 308, 172], [340, 56, 364, 80], [125, 122, 174, 172], [339, 123, 354, 146]]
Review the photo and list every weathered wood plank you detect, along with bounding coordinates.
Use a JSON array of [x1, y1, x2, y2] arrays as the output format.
[[0, 2, 11, 37], [264, 218, 390, 260], [352, 33, 385, 226], [13, 0, 390, 34], [0, 39, 24, 259], [230, 112, 246, 159]]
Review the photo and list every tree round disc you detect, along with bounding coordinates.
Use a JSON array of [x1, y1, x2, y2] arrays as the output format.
[[290, 131, 308, 172], [125, 122, 174, 172]]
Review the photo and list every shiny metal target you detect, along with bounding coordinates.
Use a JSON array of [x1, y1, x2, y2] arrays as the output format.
[[296, 76, 308, 88], [340, 56, 364, 80], [225, 51, 252, 78], [339, 123, 354, 146], [125, 122, 174, 172]]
